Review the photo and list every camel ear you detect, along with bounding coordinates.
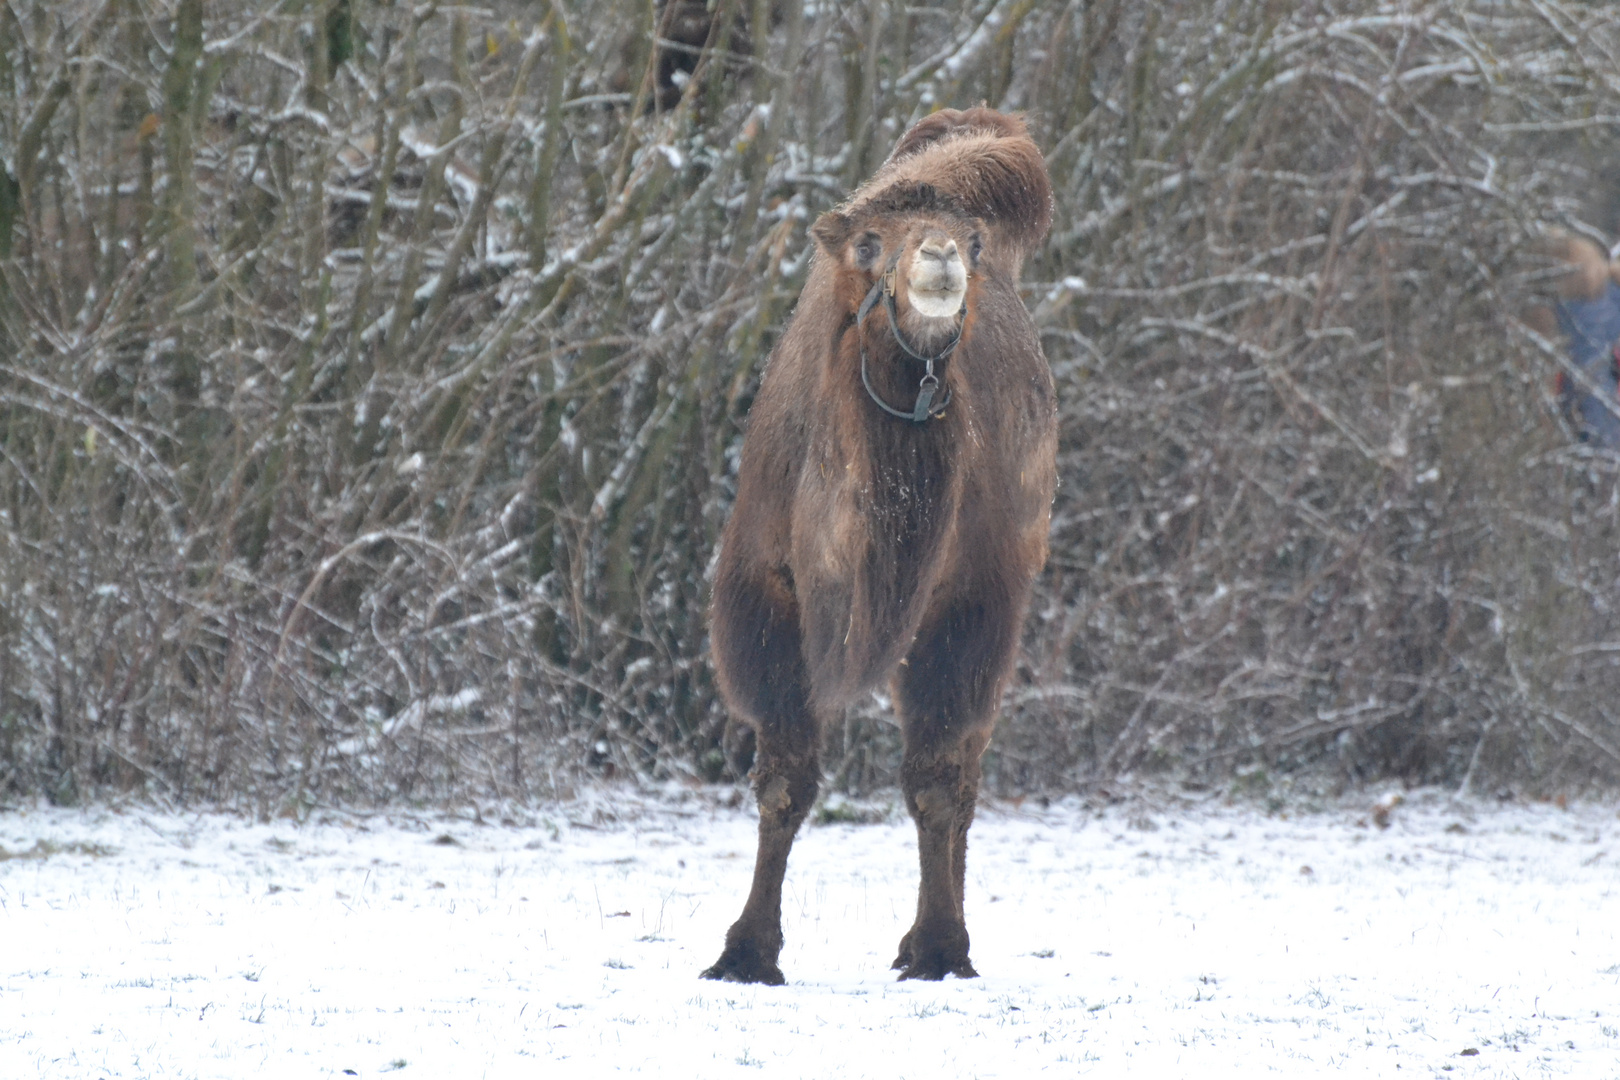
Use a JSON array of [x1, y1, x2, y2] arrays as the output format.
[[811, 211, 852, 256]]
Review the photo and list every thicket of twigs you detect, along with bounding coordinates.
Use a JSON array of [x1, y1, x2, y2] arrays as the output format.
[[4, 0, 1620, 811]]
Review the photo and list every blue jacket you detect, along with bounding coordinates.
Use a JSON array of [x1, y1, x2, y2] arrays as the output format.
[[1555, 280, 1620, 447]]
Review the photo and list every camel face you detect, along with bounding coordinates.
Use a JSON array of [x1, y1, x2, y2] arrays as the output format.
[[824, 214, 984, 355]]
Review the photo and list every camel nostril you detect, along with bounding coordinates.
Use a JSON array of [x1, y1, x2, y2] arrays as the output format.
[[919, 239, 959, 264]]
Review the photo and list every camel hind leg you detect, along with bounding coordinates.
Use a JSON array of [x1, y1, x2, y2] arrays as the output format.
[[890, 590, 1023, 981], [702, 568, 821, 985]]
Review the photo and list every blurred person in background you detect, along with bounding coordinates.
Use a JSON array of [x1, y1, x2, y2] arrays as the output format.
[[1526, 232, 1620, 448]]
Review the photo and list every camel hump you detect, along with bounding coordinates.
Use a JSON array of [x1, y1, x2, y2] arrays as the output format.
[[852, 107, 1052, 269], [884, 106, 1031, 163]]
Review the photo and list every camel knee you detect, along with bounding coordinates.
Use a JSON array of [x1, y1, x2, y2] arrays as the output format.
[[902, 758, 966, 828], [901, 748, 983, 827], [906, 783, 957, 830], [754, 763, 819, 831]]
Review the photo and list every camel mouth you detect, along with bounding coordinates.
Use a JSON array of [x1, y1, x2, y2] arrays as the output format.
[[906, 285, 967, 319]]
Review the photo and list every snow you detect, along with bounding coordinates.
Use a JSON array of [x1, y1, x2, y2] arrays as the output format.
[[2, 789, 1617, 1078]]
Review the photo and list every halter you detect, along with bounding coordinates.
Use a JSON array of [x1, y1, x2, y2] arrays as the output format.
[[856, 258, 964, 423]]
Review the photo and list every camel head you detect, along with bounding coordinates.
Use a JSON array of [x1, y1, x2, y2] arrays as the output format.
[[812, 186, 985, 355]]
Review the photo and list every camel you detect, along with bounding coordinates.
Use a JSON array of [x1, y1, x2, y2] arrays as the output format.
[[701, 107, 1057, 984]]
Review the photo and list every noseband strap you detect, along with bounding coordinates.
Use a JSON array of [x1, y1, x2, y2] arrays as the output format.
[[857, 260, 962, 424]]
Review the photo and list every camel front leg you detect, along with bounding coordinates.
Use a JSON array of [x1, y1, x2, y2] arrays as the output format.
[[701, 722, 820, 985], [892, 730, 988, 980], [890, 583, 1023, 981]]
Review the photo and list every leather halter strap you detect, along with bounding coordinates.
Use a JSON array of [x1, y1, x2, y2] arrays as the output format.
[[856, 258, 964, 423]]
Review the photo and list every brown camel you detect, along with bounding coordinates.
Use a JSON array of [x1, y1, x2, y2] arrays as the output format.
[[701, 108, 1057, 984]]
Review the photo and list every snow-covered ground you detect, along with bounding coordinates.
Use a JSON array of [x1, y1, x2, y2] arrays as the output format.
[[2, 787, 1617, 1079]]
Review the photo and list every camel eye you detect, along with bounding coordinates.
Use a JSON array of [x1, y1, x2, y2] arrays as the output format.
[[855, 237, 880, 268], [969, 235, 983, 265]]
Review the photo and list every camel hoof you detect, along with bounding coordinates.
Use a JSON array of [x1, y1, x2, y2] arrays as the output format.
[[895, 952, 978, 981], [892, 922, 975, 980], [700, 941, 786, 985], [900, 939, 972, 977]]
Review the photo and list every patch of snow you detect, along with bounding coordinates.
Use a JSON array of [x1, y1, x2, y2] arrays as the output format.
[[1, 790, 1616, 1077]]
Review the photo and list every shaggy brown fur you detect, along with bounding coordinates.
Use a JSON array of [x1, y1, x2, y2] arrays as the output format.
[[701, 108, 1057, 984]]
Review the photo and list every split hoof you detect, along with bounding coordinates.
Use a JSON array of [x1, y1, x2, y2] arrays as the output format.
[[895, 951, 978, 981], [892, 926, 976, 980], [700, 940, 786, 985]]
